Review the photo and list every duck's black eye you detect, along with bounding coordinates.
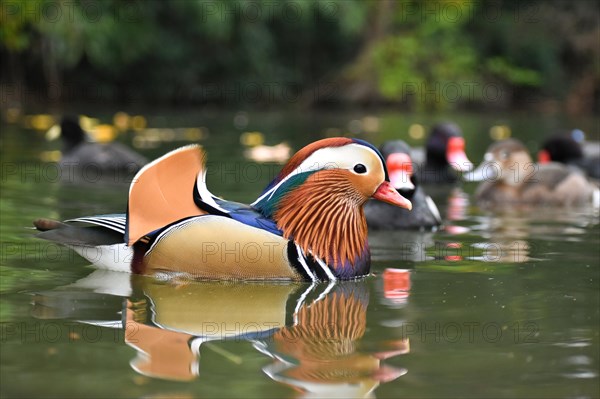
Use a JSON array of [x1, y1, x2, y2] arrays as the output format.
[[353, 163, 367, 174]]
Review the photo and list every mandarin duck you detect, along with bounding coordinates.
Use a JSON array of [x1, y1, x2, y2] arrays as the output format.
[[465, 138, 599, 208], [365, 140, 441, 230], [34, 138, 412, 281], [538, 133, 600, 180], [413, 122, 473, 184], [50, 115, 147, 174]]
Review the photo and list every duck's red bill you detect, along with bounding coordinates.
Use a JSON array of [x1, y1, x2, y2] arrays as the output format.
[[373, 181, 412, 210], [537, 149, 551, 163], [386, 153, 414, 190], [446, 137, 473, 172]]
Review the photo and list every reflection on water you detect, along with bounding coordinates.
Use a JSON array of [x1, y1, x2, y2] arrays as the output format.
[[257, 282, 408, 397], [378, 269, 412, 307], [467, 207, 599, 263], [469, 213, 533, 263], [469, 240, 532, 263], [369, 230, 435, 263], [31, 272, 410, 397]]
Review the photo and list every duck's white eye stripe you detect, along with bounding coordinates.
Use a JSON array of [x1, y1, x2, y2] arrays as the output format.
[[252, 143, 384, 206]]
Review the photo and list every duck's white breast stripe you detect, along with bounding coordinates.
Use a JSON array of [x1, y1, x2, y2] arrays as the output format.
[[296, 244, 317, 282], [313, 255, 337, 281]]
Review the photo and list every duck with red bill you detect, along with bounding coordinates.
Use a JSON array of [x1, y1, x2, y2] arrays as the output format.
[[537, 132, 600, 180], [417, 122, 474, 184], [365, 140, 442, 230]]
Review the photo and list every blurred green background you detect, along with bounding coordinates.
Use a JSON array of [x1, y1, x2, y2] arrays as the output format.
[[1, 0, 598, 114]]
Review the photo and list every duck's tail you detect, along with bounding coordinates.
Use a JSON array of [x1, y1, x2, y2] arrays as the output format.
[[34, 217, 124, 245], [33, 218, 67, 231], [33, 215, 132, 272]]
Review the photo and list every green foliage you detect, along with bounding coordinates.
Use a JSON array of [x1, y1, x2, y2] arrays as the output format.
[[372, 1, 479, 110], [0, 0, 597, 111], [486, 57, 541, 87], [0, 0, 37, 51], [0, 0, 368, 104], [373, 33, 478, 110]]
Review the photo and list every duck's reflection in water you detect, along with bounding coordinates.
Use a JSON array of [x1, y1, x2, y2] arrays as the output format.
[[125, 280, 295, 381], [377, 268, 411, 308], [465, 186, 600, 264], [255, 282, 408, 397], [469, 238, 532, 263], [32, 271, 409, 396], [443, 187, 471, 235], [468, 206, 598, 264]]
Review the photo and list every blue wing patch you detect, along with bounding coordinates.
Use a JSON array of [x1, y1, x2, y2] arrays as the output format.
[[193, 179, 283, 236]]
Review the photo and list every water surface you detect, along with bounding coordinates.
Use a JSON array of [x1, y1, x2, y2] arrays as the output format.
[[1, 110, 598, 398]]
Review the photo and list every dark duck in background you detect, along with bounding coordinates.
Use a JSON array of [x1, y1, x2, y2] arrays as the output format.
[[51, 115, 147, 174], [538, 132, 600, 180], [416, 122, 473, 184], [365, 140, 442, 230]]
